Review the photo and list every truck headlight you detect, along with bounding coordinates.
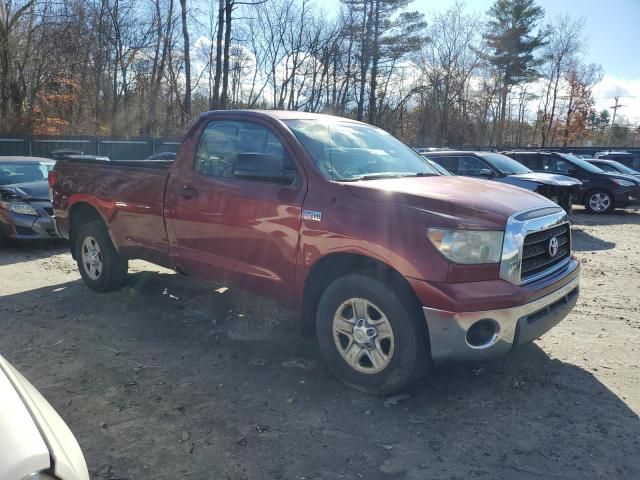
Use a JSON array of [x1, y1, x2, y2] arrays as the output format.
[[0, 201, 39, 216], [611, 179, 636, 187], [428, 228, 504, 264]]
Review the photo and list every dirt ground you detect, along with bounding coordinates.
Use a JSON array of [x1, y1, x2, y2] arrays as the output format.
[[1, 207, 639, 480]]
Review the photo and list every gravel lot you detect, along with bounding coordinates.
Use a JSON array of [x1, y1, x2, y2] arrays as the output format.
[[1, 208, 639, 480]]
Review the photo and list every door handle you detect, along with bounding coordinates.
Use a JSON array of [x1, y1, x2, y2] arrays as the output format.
[[180, 186, 199, 199]]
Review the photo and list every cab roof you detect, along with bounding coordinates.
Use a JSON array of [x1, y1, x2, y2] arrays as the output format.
[[201, 109, 364, 123]]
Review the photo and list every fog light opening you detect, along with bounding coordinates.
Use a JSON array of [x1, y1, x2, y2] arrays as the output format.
[[466, 319, 499, 349]]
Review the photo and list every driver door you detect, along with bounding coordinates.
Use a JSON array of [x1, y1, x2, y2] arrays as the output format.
[[164, 118, 306, 305]]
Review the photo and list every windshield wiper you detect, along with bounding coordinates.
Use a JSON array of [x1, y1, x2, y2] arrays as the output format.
[[338, 172, 438, 182], [359, 173, 412, 180]]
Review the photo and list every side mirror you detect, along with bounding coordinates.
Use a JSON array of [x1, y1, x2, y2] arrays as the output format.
[[233, 153, 296, 184], [567, 168, 578, 175], [477, 168, 494, 178]]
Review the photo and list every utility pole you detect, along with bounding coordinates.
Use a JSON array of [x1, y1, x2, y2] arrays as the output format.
[[609, 96, 624, 134], [606, 95, 637, 144]]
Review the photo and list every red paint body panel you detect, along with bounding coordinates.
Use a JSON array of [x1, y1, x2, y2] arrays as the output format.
[[52, 110, 576, 314]]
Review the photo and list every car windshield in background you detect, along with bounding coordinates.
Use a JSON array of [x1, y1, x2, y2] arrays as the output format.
[[284, 119, 439, 181], [0, 162, 53, 185], [557, 153, 604, 173], [599, 161, 639, 175], [477, 152, 532, 175]]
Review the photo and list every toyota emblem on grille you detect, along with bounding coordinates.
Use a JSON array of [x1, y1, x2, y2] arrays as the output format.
[[548, 236, 559, 257]]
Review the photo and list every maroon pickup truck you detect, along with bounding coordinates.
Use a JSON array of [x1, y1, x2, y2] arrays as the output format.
[[50, 110, 580, 395]]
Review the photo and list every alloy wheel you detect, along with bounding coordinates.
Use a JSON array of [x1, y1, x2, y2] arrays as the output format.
[[332, 298, 395, 374]]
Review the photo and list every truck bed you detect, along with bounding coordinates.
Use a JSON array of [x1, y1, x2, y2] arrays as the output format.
[[52, 158, 171, 263]]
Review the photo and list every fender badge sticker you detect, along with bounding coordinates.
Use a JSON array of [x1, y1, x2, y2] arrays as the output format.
[[302, 210, 322, 222]]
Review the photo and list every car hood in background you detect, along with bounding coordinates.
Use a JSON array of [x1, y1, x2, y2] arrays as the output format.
[[345, 176, 556, 230], [0, 180, 51, 201], [508, 172, 582, 186], [0, 355, 90, 480], [600, 172, 640, 184]]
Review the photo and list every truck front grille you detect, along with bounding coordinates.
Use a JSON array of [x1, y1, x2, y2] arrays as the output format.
[[521, 223, 570, 281]]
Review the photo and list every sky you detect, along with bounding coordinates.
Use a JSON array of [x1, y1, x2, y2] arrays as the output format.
[[321, 0, 640, 122]]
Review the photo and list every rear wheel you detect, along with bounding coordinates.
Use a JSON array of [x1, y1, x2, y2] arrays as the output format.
[[585, 189, 613, 213], [75, 221, 128, 292], [316, 274, 429, 395]]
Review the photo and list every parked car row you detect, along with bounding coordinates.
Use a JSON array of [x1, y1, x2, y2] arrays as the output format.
[[419, 149, 640, 214], [423, 151, 580, 212], [501, 151, 640, 213]]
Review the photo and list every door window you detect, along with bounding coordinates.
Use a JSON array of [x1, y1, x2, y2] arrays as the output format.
[[194, 120, 295, 182], [516, 153, 543, 171], [430, 156, 457, 174], [456, 157, 491, 177], [431, 156, 489, 176], [554, 158, 573, 174]]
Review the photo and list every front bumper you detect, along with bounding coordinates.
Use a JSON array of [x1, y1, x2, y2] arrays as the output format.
[[0, 210, 59, 240], [613, 187, 640, 207], [423, 274, 580, 364]]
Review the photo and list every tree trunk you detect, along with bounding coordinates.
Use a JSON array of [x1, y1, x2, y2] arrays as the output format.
[[367, 0, 380, 125], [211, 0, 224, 109], [356, 0, 372, 121], [180, 0, 192, 124], [221, 0, 233, 108]]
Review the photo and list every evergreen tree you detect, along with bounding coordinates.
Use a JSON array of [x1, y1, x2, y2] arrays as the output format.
[[481, 0, 546, 145]]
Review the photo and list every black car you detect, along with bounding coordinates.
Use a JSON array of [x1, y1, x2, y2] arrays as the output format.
[[503, 151, 640, 213], [424, 151, 581, 212], [587, 158, 640, 180], [0, 156, 58, 246], [594, 151, 640, 170]]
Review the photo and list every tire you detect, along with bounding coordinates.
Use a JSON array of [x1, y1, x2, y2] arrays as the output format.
[[585, 189, 614, 214], [75, 221, 128, 292], [316, 274, 430, 395]]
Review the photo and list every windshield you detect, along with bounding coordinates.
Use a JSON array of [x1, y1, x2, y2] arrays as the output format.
[[597, 161, 639, 175], [477, 152, 531, 175], [556, 153, 604, 173], [0, 162, 54, 185], [284, 119, 440, 181]]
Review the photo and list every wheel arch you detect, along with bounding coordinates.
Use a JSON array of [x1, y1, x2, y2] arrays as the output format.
[[68, 202, 108, 259], [299, 252, 424, 337]]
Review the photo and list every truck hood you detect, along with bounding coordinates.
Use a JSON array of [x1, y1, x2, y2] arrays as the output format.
[[0, 180, 51, 202], [345, 176, 556, 229], [508, 172, 582, 186]]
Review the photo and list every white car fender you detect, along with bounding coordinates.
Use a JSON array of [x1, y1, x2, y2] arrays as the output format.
[[0, 356, 90, 480]]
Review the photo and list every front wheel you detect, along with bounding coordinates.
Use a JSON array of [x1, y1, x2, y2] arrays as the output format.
[[585, 189, 614, 213], [316, 274, 430, 395], [75, 221, 128, 292]]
